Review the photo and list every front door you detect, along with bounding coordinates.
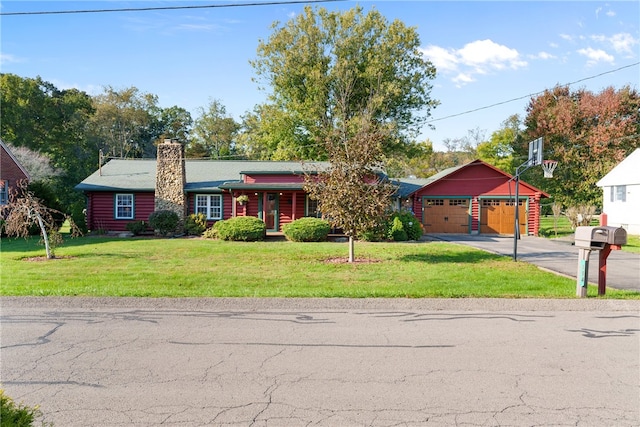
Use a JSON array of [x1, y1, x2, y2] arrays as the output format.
[[265, 192, 279, 231]]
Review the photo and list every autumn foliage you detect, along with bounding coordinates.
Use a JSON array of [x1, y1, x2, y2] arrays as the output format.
[[520, 85, 639, 206]]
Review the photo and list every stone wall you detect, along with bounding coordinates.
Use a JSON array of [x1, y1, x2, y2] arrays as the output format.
[[155, 140, 186, 228]]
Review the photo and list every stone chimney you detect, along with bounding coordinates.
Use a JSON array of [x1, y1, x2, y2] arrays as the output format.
[[155, 139, 186, 227]]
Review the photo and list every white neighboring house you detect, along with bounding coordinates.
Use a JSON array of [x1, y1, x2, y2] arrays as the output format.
[[596, 148, 640, 235]]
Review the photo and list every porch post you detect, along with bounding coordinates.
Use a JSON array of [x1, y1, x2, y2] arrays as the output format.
[[292, 192, 297, 220], [231, 192, 236, 218]]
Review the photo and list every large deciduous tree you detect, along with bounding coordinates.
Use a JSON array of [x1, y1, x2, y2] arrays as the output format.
[[250, 5, 438, 160], [520, 85, 639, 207], [153, 105, 193, 145], [88, 86, 160, 159], [187, 99, 240, 159], [477, 115, 522, 174], [0, 73, 95, 213]]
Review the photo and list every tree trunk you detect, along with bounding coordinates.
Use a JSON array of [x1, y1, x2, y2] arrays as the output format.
[[35, 210, 53, 259], [348, 235, 355, 263]]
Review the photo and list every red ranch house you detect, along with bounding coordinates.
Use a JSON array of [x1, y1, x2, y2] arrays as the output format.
[[75, 141, 547, 236], [75, 141, 327, 233]]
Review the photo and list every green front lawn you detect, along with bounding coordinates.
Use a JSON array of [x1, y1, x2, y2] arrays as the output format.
[[2, 236, 637, 299]]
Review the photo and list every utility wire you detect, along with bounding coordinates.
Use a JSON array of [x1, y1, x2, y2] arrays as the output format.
[[0, 0, 344, 16], [426, 62, 640, 124]]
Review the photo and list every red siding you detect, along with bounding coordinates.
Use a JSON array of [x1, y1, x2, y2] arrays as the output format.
[[471, 197, 480, 232], [415, 161, 546, 236], [418, 164, 540, 198], [186, 192, 233, 227], [527, 193, 542, 236], [244, 174, 305, 184], [86, 192, 155, 232], [1, 144, 29, 198]]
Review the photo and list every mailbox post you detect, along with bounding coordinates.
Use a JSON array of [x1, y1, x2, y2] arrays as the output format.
[[574, 226, 627, 297]]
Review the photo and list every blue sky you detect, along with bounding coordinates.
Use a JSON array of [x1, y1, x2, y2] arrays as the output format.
[[1, 1, 638, 151]]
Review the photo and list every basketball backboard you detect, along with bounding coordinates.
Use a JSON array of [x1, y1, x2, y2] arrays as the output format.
[[528, 137, 543, 166]]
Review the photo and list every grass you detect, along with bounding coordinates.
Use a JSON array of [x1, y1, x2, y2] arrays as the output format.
[[539, 215, 640, 254], [2, 235, 638, 299]]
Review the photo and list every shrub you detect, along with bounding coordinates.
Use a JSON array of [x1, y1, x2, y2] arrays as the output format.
[[69, 202, 88, 234], [390, 217, 408, 241], [0, 389, 48, 427], [565, 204, 597, 229], [202, 226, 217, 239], [185, 213, 207, 236], [213, 216, 266, 241], [387, 211, 422, 241], [282, 217, 331, 242], [148, 210, 180, 236], [126, 220, 148, 236]]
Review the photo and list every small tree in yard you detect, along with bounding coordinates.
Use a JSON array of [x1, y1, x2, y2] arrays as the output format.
[[1, 183, 82, 259], [305, 116, 397, 262]]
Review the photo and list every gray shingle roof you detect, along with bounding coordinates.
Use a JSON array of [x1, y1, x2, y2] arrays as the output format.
[[75, 159, 329, 192], [75, 158, 486, 198]]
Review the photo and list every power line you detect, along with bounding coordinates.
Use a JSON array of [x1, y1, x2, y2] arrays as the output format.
[[426, 62, 640, 124], [0, 0, 344, 16]]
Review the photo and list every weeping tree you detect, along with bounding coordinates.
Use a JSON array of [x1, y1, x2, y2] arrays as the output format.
[[2, 183, 82, 259]]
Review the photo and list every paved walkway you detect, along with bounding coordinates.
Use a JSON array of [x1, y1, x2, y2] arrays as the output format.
[[427, 234, 640, 292]]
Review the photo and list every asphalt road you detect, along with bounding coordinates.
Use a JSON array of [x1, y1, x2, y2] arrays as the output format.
[[428, 234, 640, 292], [1, 297, 639, 426]]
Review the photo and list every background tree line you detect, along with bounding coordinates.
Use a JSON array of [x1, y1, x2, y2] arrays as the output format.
[[1, 6, 638, 227]]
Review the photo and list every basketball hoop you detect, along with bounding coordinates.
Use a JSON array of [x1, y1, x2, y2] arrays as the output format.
[[541, 160, 557, 178]]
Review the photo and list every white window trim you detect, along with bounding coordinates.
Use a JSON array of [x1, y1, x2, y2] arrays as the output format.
[[195, 194, 223, 220], [0, 180, 8, 205], [115, 193, 134, 219], [306, 196, 322, 218], [610, 185, 627, 203]]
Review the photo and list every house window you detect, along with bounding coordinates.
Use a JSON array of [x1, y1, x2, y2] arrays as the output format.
[[115, 194, 134, 219], [0, 180, 8, 205], [306, 197, 322, 218], [425, 199, 444, 206], [195, 194, 222, 220], [449, 199, 468, 206], [610, 185, 626, 202]]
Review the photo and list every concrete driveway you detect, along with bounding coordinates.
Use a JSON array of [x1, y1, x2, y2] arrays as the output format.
[[428, 234, 640, 292], [1, 297, 639, 426]]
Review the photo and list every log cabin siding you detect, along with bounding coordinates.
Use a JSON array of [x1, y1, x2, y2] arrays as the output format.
[[87, 192, 155, 232]]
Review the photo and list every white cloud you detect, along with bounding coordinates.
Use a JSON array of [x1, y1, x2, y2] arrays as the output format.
[[609, 33, 638, 55], [589, 33, 638, 58], [420, 45, 458, 72], [530, 51, 556, 60], [606, 10, 616, 17], [421, 39, 526, 87], [0, 53, 22, 65], [452, 73, 475, 87], [577, 47, 615, 65], [559, 34, 573, 42]]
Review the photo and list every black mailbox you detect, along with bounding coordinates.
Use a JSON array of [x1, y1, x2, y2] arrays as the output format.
[[574, 226, 627, 249]]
